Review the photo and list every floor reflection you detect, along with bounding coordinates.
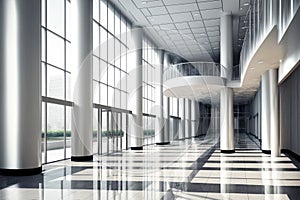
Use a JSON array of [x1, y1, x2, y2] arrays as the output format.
[[1, 133, 300, 200]]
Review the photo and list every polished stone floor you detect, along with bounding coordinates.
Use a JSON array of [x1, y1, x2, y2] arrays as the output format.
[[1, 133, 300, 200]]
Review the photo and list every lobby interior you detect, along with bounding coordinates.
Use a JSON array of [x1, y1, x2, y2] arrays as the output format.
[[1, 0, 300, 199]]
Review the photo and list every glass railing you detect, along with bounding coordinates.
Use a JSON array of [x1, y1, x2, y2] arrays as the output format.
[[163, 62, 227, 82], [239, 0, 278, 79], [279, 0, 300, 39], [232, 64, 241, 80]]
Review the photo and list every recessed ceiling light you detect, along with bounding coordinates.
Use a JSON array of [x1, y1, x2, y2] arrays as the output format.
[[241, 26, 248, 29], [244, 2, 250, 6], [194, 13, 199, 16], [279, 59, 282, 63], [258, 60, 264, 64], [142, 1, 147, 5], [240, 7, 243, 10], [213, 47, 219, 49]]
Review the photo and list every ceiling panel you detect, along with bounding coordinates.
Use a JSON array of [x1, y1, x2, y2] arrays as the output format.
[[166, 3, 198, 13], [148, 6, 168, 15], [132, 0, 164, 8], [175, 22, 189, 29], [198, 1, 222, 10], [171, 12, 193, 22], [201, 9, 221, 20], [163, 0, 196, 6], [149, 14, 172, 24]]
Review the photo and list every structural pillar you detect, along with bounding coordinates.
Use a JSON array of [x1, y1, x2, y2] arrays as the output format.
[[71, 0, 93, 161], [220, 12, 234, 153], [220, 88, 234, 153], [185, 99, 192, 138], [191, 100, 199, 137], [155, 49, 169, 145], [0, 0, 41, 175], [179, 98, 185, 139], [269, 69, 280, 157], [128, 27, 143, 150], [261, 71, 271, 154]]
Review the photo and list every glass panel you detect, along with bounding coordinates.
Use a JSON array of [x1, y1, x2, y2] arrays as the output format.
[[115, 11, 121, 39], [100, 60, 108, 84], [47, 0, 65, 36], [47, 31, 65, 69], [93, 56, 100, 81], [42, 63, 46, 96], [47, 65, 65, 99], [66, 106, 71, 158], [100, 0, 108, 29], [101, 110, 108, 154], [93, 22, 100, 57], [47, 103, 64, 163], [107, 4, 114, 33], [66, 42, 71, 72], [41, 28, 46, 62], [100, 83, 107, 105], [66, 72, 72, 101], [93, 0, 100, 22], [93, 108, 98, 154], [41, 102, 46, 164], [66, 1, 71, 40], [93, 81, 100, 104], [107, 65, 114, 86], [100, 27, 107, 60]]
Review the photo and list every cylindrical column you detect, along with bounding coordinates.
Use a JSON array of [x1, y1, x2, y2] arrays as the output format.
[[220, 88, 234, 153], [269, 69, 280, 157], [155, 49, 166, 145], [191, 101, 198, 137], [179, 98, 185, 139], [0, 0, 41, 175], [220, 12, 233, 79], [71, 0, 93, 161], [185, 99, 192, 138], [163, 96, 170, 143], [220, 12, 234, 153], [261, 71, 271, 153], [128, 27, 143, 150]]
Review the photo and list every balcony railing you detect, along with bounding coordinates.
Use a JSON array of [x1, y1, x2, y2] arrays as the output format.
[[239, 0, 277, 79], [163, 62, 227, 82]]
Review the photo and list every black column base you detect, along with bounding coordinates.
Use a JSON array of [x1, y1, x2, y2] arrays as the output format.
[[130, 146, 143, 150], [221, 150, 235, 153], [156, 142, 170, 145], [71, 155, 93, 162], [0, 166, 42, 176], [262, 150, 271, 154]]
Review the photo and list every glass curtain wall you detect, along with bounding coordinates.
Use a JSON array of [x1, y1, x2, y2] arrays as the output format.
[[92, 0, 130, 154], [142, 38, 157, 145], [41, 0, 72, 163]]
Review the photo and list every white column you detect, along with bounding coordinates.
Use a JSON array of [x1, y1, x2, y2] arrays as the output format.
[[71, 0, 93, 161], [163, 97, 170, 143], [185, 99, 192, 138], [155, 49, 166, 145], [220, 12, 234, 153], [0, 0, 41, 175], [269, 69, 280, 157], [128, 27, 143, 150], [261, 71, 271, 153], [220, 88, 234, 152], [220, 12, 233, 79], [179, 98, 185, 139], [191, 101, 198, 137]]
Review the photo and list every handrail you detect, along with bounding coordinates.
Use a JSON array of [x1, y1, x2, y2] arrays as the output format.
[[163, 61, 227, 81]]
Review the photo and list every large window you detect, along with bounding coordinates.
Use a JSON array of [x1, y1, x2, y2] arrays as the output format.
[[93, 0, 131, 154], [41, 0, 72, 163], [93, 0, 129, 109]]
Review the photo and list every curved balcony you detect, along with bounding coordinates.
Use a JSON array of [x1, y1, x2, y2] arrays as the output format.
[[163, 62, 227, 103]]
